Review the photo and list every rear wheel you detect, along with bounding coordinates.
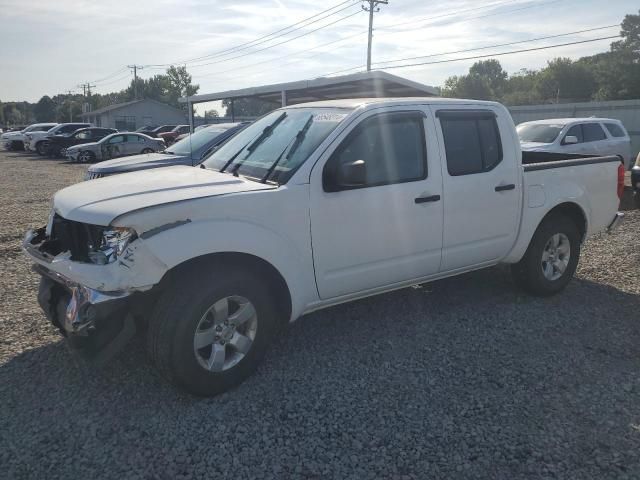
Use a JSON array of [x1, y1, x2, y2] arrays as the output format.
[[141, 148, 154, 154], [36, 141, 48, 156], [78, 151, 96, 163], [511, 213, 580, 296], [146, 265, 278, 396]]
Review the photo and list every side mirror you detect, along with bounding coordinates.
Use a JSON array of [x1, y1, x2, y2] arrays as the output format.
[[338, 159, 367, 187], [563, 135, 579, 145]]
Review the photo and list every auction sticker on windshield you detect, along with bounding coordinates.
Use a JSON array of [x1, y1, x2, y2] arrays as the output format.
[[313, 113, 348, 122]]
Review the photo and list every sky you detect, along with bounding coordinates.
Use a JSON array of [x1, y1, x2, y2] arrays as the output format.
[[0, 0, 637, 108]]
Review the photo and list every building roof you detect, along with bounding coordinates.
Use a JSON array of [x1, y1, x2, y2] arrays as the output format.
[[80, 99, 183, 117], [181, 71, 438, 105]]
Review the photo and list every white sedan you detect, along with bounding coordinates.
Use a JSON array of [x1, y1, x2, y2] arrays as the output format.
[[66, 132, 165, 163]]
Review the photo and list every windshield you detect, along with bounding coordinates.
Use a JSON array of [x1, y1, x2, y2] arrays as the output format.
[[203, 108, 349, 184], [517, 123, 564, 143], [167, 127, 231, 156]]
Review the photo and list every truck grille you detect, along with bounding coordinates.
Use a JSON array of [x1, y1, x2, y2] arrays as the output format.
[[49, 214, 105, 262]]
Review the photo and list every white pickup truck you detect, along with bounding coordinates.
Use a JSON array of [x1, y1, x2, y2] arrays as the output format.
[[23, 98, 624, 396]]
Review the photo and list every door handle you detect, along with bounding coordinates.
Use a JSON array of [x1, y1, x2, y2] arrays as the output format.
[[495, 184, 515, 192], [415, 194, 441, 204]]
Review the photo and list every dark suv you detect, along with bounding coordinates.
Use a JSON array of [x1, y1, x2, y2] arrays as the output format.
[[47, 127, 117, 157]]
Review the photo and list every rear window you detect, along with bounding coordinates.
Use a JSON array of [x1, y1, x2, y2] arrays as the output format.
[[439, 111, 503, 176], [583, 123, 606, 142], [604, 123, 626, 138]]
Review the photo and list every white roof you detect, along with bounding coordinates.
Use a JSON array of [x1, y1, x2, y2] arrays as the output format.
[[519, 117, 622, 125], [284, 97, 501, 110]]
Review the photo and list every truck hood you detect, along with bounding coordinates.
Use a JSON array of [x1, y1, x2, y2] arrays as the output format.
[[90, 152, 190, 173], [520, 141, 554, 151], [54, 165, 275, 225]]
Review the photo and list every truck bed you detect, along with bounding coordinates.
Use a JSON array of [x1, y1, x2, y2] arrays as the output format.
[[521, 151, 620, 166]]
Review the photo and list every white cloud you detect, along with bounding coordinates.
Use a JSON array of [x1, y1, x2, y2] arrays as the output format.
[[0, 0, 636, 101]]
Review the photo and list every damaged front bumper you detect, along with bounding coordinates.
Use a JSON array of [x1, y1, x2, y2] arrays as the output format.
[[23, 227, 165, 362]]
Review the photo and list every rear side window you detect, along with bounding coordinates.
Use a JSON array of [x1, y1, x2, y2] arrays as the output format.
[[583, 123, 607, 142], [324, 111, 427, 190], [439, 111, 503, 176], [604, 123, 626, 138]]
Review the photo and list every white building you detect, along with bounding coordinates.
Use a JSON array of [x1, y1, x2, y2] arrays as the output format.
[[80, 99, 187, 130]]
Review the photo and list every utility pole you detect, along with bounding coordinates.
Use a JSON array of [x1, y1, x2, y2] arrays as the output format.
[[66, 90, 74, 122], [127, 65, 144, 100], [362, 0, 388, 72]]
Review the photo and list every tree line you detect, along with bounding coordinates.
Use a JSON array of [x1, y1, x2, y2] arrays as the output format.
[[441, 11, 639, 104]]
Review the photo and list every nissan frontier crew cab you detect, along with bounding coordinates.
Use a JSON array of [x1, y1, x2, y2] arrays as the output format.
[[23, 98, 624, 396]]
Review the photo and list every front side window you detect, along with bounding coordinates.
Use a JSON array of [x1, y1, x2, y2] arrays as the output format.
[[564, 125, 583, 144], [323, 112, 427, 191], [203, 108, 349, 184], [583, 123, 607, 142], [439, 111, 503, 176], [604, 122, 626, 138]]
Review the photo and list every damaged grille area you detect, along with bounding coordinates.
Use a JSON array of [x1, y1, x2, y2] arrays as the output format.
[[38, 214, 107, 262]]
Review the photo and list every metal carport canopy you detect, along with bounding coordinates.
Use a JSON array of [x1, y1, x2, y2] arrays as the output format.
[[180, 71, 437, 107]]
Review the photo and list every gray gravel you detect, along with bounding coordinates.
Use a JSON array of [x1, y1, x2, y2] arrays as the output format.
[[1, 150, 639, 479]]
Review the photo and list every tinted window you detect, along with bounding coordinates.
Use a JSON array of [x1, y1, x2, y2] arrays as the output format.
[[440, 113, 503, 176], [108, 135, 125, 144], [325, 112, 427, 190], [583, 123, 606, 142], [126, 134, 144, 143], [75, 130, 92, 140], [604, 122, 626, 138], [564, 125, 583, 143]]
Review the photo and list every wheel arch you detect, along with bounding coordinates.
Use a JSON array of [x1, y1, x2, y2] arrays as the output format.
[[162, 252, 293, 327], [543, 202, 588, 242]]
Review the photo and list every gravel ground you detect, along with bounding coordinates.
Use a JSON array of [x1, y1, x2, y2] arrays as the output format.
[[1, 149, 639, 479]]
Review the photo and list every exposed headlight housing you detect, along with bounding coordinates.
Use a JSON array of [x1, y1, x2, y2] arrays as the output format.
[[89, 227, 137, 265]]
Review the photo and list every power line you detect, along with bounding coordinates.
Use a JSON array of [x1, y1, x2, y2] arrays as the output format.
[[144, 0, 361, 67], [90, 67, 130, 85], [127, 65, 144, 99], [178, 9, 365, 70], [372, 35, 620, 71], [327, 24, 620, 75]]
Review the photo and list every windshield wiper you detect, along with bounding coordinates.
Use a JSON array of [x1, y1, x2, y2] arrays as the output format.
[[218, 140, 251, 173], [260, 114, 313, 184], [230, 112, 288, 177]]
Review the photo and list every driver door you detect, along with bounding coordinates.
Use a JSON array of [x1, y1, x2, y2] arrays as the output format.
[[309, 108, 444, 299]]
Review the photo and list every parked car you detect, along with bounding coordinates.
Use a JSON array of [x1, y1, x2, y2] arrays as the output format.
[[65, 132, 165, 163], [24, 123, 91, 155], [157, 125, 191, 146], [85, 123, 249, 180], [48, 127, 118, 157], [517, 118, 632, 169], [1, 123, 57, 150], [145, 125, 178, 138], [23, 98, 624, 396], [631, 151, 640, 206]]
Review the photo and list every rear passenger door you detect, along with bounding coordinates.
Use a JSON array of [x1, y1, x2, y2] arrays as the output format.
[[433, 107, 520, 271]]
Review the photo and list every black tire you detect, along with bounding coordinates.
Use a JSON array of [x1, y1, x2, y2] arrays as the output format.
[[146, 264, 278, 396], [36, 141, 48, 156], [511, 213, 580, 296], [141, 148, 154, 154], [78, 151, 96, 163]]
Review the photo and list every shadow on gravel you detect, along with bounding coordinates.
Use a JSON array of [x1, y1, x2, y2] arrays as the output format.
[[2, 267, 640, 478]]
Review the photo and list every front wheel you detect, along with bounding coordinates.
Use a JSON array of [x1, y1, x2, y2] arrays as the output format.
[[511, 213, 580, 296], [78, 151, 96, 163], [146, 265, 278, 396]]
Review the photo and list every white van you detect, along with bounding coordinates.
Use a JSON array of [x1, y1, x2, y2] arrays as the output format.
[[517, 118, 632, 169]]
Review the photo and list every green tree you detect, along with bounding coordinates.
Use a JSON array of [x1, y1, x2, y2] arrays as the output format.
[[441, 74, 493, 100], [34, 95, 56, 122], [534, 58, 596, 102], [503, 69, 541, 105], [469, 59, 508, 97], [165, 66, 199, 109]]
